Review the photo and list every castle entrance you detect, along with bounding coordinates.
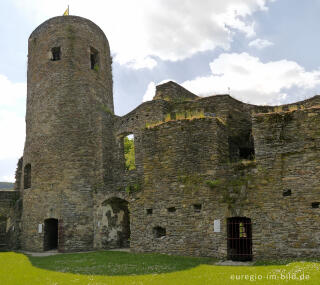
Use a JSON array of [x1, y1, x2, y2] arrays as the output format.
[[227, 217, 252, 261], [44, 218, 58, 251]]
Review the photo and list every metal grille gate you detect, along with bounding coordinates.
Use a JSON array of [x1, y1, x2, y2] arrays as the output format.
[[227, 217, 252, 261]]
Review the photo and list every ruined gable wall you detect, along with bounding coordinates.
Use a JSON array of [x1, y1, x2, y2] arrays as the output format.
[[153, 81, 199, 101]]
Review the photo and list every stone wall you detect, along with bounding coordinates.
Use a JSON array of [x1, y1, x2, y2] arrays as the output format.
[[0, 191, 19, 250], [128, 118, 229, 257], [96, 89, 320, 259], [248, 107, 320, 258]]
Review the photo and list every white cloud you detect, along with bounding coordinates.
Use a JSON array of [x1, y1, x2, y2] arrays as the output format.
[[249, 38, 274, 49], [0, 75, 26, 109], [0, 74, 26, 181], [13, 0, 273, 69], [181, 52, 320, 105], [0, 175, 14, 182], [143, 82, 156, 102]]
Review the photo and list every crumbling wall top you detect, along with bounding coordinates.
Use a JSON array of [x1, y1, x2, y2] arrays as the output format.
[[153, 81, 199, 102]]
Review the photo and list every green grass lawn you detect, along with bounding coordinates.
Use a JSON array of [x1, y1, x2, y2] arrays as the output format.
[[0, 251, 320, 285]]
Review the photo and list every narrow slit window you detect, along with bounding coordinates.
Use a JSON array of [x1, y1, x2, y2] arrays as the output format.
[[51, 47, 61, 61], [90, 47, 99, 70], [124, 134, 136, 170], [24, 164, 31, 189]]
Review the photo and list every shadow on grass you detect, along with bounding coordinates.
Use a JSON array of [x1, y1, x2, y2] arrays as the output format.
[[254, 258, 320, 266], [27, 250, 217, 276]]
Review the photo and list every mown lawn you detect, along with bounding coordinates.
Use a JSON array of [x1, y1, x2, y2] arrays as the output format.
[[0, 251, 320, 285]]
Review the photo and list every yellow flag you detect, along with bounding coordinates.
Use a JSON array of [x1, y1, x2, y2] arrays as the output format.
[[63, 6, 69, 16]]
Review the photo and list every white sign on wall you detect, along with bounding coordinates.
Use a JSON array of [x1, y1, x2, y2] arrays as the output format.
[[214, 219, 220, 232], [38, 224, 43, 233]]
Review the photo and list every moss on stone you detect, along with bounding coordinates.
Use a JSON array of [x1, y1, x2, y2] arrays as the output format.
[[125, 183, 141, 194], [205, 179, 222, 189]]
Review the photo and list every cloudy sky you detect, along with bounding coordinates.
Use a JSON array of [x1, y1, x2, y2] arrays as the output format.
[[1, 0, 320, 181]]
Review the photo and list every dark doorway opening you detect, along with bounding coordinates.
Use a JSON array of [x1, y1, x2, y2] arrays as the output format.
[[227, 217, 252, 261], [44, 218, 58, 251]]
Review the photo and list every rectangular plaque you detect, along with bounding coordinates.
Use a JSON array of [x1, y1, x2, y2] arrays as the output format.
[[214, 219, 220, 232], [38, 224, 42, 233]]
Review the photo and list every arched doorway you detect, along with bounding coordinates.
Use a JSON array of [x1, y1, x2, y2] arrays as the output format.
[[44, 218, 58, 251], [101, 197, 130, 248], [227, 217, 252, 261]]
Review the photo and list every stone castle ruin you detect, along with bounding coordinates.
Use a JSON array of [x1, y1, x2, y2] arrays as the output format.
[[1, 15, 320, 261]]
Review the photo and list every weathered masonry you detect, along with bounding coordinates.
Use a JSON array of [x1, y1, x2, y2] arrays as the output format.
[[1, 15, 319, 260]]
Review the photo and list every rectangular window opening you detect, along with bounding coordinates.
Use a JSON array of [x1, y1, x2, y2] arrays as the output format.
[[283, 189, 292, 197], [51, 47, 61, 61], [146, 209, 153, 215], [229, 134, 255, 162], [312, 202, 320, 208], [124, 134, 136, 171], [90, 47, 99, 70], [167, 207, 176, 213], [153, 226, 166, 238], [193, 204, 202, 212]]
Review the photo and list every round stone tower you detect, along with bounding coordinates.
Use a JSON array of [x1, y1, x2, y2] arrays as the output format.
[[21, 16, 114, 252]]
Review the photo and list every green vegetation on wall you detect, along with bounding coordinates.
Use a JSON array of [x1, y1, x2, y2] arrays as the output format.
[[100, 104, 113, 115], [205, 179, 222, 189], [125, 183, 141, 194]]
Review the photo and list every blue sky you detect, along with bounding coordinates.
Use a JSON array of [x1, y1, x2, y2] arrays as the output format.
[[1, 0, 320, 181]]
